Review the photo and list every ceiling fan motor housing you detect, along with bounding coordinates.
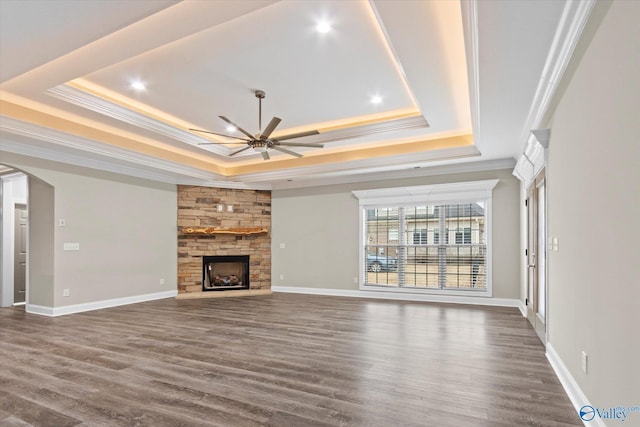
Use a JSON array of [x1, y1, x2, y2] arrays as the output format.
[[191, 89, 321, 159]]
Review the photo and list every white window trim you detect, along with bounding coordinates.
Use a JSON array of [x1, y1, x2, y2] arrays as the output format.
[[353, 179, 499, 297]]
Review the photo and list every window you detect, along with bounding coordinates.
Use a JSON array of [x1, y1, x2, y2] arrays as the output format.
[[412, 229, 427, 245], [353, 180, 498, 296], [434, 228, 449, 244], [456, 227, 471, 244]]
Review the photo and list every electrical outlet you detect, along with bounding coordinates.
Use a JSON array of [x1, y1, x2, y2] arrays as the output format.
[[279, 274, 284, 280], [159, 278, 165, 285], [58, 219, 66, 227], [581, 351, 588, 374], [63, 288, 70, 297]]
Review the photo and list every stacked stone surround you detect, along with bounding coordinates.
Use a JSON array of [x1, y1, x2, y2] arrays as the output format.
[[177, 186, 271, 294]]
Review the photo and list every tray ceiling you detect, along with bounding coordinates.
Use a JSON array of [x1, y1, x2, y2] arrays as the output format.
[[0, 0, 573, 188]]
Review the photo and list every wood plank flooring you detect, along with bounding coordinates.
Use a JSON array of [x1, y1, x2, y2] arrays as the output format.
[[0, 293, 582, 426]]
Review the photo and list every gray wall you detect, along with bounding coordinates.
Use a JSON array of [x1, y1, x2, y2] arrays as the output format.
[[0, 152, 178, 308], [272, 168, 520, 299], [546, 0, 639, 405], [27, 175, 55, 307]]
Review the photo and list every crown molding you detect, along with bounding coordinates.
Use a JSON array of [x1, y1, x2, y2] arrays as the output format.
[[271, 158, 514, 190], [0, 116, 478, 189], [48, 83, 429, 157], [237, 144, 481, 184], [0, 136, 271, 190], [0, 115, 513, 191], [1, 115, 511, 191], [518, 0, 596, 149], [300, 114, 429, 146], [47, 84, 230, 157], [0, 116, 224, 182], [513, 129, 549, 185]]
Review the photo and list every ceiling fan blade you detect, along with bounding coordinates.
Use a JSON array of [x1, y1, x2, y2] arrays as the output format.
[[260, 117, 281, 140], [219, 116, 256, 140], [229, 145, 252, 156], [189, 128, 250, 142], [272, 129, 320, 142], [261, 150, 270, 160], [198, 142, 245, 145], [272, 146, 303, 158], [277, 142, 324, 148]]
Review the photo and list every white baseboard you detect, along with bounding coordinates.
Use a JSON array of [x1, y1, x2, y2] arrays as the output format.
[[518, 300, 527, 317], [26, 304, 55, 316], [546, 343, 601, 427], [25, 290, 178, 317], [272, 286, 520, 308]]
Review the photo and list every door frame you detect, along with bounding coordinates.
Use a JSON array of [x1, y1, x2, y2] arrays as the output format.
[[526, 168, 546, 343]]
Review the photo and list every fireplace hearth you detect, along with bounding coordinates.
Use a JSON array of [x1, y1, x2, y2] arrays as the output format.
[[202, 255, 250, 291]]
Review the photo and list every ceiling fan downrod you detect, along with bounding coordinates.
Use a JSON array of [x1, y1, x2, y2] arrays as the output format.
[[255, 90, 265, 135]]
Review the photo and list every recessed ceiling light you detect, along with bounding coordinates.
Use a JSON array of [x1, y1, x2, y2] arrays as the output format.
[[130, 80, 146, 91], [226, 125, 237, 133], [371, 95, 383, 105], [316, 20, 331, 33]]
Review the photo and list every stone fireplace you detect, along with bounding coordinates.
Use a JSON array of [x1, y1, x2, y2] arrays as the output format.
[[203, 255, 250, 291], [177, 186, 271, 297]]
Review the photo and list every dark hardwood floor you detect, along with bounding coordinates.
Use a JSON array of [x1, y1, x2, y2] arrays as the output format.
[[0, 293, 581, 426]]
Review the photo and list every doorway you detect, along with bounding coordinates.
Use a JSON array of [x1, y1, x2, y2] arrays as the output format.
[[526, 169, 546, 342], [14, 204, 27, 304], [1, 169, 28, 308]]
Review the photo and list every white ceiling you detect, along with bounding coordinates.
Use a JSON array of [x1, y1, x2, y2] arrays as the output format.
[[0, 0, 580, 189]]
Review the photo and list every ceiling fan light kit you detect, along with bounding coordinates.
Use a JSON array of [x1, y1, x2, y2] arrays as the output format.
[[190, 90, 322, 160]]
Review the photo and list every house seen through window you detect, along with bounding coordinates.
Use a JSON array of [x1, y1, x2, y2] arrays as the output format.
[[363, 202, 487, 290], [354, 180, 498, 295]]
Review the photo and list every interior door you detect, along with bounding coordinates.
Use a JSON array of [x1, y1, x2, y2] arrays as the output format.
[[14, 204, 27, 304], [526, 171, 546, 342]]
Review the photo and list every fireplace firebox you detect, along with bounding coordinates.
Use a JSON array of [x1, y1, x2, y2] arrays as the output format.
[[202, 255, 250, 291]]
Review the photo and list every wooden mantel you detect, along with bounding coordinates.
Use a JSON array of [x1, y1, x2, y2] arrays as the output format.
[[180, 227, 268, 236]]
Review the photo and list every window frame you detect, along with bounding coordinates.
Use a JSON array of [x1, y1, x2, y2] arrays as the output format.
[[353, 179, 499, 297]]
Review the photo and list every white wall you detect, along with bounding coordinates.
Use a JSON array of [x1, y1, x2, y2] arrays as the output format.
[[546, 0, 639, 408], [272, 168, 520, 299], [0, 152, 178, 310], [0, 172, 27, 306]]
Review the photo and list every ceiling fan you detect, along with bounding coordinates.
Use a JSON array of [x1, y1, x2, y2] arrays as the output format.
[[190, 90, 322, 160]]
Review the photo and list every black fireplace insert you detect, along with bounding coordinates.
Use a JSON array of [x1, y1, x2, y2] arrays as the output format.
[[202, 255, 250, 291]]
